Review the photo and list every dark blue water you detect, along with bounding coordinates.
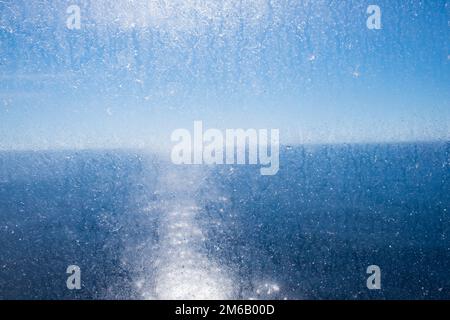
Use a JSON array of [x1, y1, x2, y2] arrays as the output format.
[[0, 143, 449, 299]]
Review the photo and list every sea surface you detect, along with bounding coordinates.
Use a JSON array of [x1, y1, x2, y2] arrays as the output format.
[[0, 142, 449, 299]]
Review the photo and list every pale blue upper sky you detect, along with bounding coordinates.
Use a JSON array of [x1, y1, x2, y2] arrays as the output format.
[[0, 0, 449, 151]]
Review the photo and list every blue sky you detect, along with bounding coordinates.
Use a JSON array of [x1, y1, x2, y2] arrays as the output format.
[[0, 0, 449, 151]]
